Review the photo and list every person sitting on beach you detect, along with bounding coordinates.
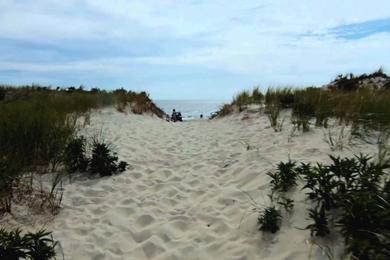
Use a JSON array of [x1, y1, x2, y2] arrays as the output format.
[[177, 112, 183, 122], [171, 109, 177, 122]]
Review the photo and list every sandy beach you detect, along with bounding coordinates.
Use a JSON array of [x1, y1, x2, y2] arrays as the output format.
[[2, 107, 378, 259]]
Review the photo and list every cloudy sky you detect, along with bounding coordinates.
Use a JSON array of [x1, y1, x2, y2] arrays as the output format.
[[0, 0, 389, 99]]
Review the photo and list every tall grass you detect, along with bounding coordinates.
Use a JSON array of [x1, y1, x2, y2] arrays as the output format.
[[0, 84, 162, 213], [213, 82, 390, 134]]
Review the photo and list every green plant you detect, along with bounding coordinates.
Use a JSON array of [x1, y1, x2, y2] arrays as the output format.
[[306, 205, 330, 237], [338, 192, 390, 259], [266, 103, 283, 132], [267, 160, 298, 193], [258, 206, 282, 233], [89, 140, 127, 177], [118, 161, 128, 172], [0, 156, 22, 213], [0, 228, 57, 260], [292, 89, 316, 132], [64, 136, 89, 173], [251, 87, 264, 104], [377, 128, 390, 166], [277, 197, 294, 213], [324, 125, 350, 151], [232, 90, 251, 112], [89, 141, 118, 177]]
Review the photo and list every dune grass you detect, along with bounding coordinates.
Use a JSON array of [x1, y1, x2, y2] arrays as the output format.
[[0, 84, 161, 214], [213, 77, 390, 135]]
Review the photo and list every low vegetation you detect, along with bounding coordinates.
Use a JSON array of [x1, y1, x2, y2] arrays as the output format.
[[0, 84, 158, 214], [89, 139, 128, 177], [258, 206, 282, 234], [0, 84, 145, 256], [0, 228, 58, 259], [64, 136, 128, 178], [212, 69, 390, 136], [260, 154, 390, 259]]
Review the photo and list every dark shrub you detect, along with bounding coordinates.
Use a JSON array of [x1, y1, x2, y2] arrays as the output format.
[[277, 197, 294, 213], [332, 74, 360, 91], [338, 191, 390, 259], [64, 136, 89, 173], [0, 88, 5, 101], [89, 140, 127, 177], [118, 161, 128, 172], [0, 228, 57, 260], [258, 206, 282, 233], [89, 142, 118, 177], [297, 154, 390, 258], [267, 160, 298, 193], [0, 156, 22, 213], [306, 205, 330, 237]]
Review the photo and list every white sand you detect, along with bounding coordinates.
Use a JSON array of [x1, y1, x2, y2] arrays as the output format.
[[2, 108, 378, 259]]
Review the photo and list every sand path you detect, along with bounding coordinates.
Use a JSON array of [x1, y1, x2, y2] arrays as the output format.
[[42, 109, 376, 259]]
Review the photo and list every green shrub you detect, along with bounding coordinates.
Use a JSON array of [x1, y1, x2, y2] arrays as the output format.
[[0, 156, 22, 213], [89, 140, 127, 177], [64, 136, 89, 173], [306, 205, 330, 237], [0, 88, 5, 101], [267, 160, 298, 193], [0, 228, 57, 260], [338, 191, 390, 259], [277, 197, 294, 213], [332, 74, 360, 91], [296, 154, 390, 258], [258, 206, 282, 233]]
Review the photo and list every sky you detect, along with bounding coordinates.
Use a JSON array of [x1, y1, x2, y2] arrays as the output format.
[[0, 0, 390, 100]]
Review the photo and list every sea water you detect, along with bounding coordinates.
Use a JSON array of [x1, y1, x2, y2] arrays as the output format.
[[155, 100, 225, 120]]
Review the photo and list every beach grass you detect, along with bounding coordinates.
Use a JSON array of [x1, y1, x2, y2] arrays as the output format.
[[0, 84, 161, 214]]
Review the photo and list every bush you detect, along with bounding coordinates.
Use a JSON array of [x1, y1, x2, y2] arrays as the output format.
[[89, 140, 127, 177], [338, 191, 390, 259], [267, 160, 298, 193], [0, 157, 22, 213], [0, 228, 57, 260], [296, 154, 390, 258], [0, 88, 5, 101], [277, 197, 294, 213], [306, 205, 330, 237], [258, 206, 282, 233], [64, 136, 89, 173]]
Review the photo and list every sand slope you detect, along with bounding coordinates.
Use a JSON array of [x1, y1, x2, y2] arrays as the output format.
[[3, 108, 378, 259]]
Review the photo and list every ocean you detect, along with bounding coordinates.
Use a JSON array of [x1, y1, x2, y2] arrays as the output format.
[[154, 100, 225, 120]]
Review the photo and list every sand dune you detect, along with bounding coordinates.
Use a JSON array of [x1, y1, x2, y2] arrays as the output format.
[[3, 108, 378, 259]]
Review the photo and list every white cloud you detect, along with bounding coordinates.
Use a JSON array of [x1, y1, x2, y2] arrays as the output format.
[[0, 0, 389, 98]]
